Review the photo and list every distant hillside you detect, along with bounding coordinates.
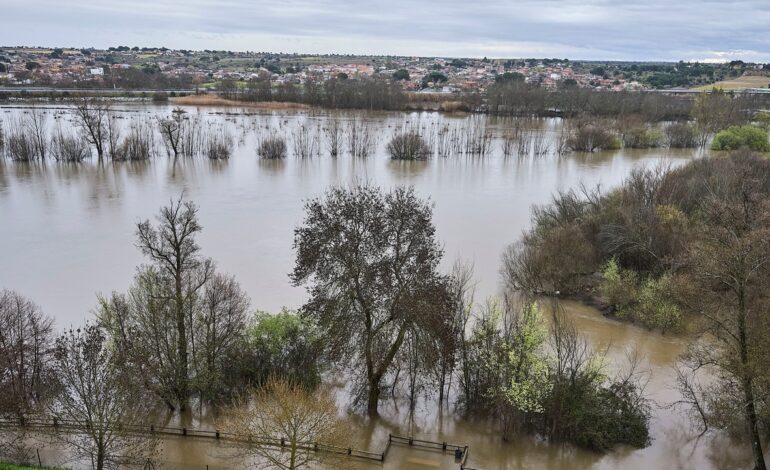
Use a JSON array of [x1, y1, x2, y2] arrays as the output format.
[[692, 74, 770, 91]]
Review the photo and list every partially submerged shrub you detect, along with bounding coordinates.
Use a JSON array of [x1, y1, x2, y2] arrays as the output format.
[[599, 258, 638, 311], [324, 120, 343, 157], [600, 259, 682, 333], [5, 131, 37, 161], [567, 122, 621, 152], [205, 130, 234, 160], [292, 124, 320, 158], [112, 122, 155, 161], [346, 118, 376, 158], [258, 135, 287, 159], [51, 128, 90, 162], [462, 116, 492, 155], [711, 125, 770, 152], [632, 275, 682, 333], [665, 122, 698, 148], [622, 127, 664, 149], [387, 129, 431, 160]]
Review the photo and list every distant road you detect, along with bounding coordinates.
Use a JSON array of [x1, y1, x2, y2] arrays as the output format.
[[0, 86, 199, 94]]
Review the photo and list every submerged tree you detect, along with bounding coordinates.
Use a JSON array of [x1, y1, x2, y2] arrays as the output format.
[[677, 156, 770, 470], [220, 376, 350, 470], [0, 290, 55, 418], [136, 197, 212, 411], [72, 97, 110, 160], [291, 185, 454, 415], [99, 197, 248, 411], [51, 324, 157, 470], [0, 290, 56, 462]]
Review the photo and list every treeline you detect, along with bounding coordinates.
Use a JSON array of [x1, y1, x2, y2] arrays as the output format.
[[219, 77, 407, 111], [1, 187, 652, 468], [486, 81, 770, 120], [504, 151, 770, 469]]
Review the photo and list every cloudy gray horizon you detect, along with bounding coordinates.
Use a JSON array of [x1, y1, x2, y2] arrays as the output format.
[[2, 0, 769, 62]]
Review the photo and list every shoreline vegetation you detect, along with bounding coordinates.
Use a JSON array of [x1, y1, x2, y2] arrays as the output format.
[[3, 78, 770, 118], [2, 89, 768, 166], [504, 149, 770, 468]]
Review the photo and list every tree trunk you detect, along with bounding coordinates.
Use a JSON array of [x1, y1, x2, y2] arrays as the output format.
[[176, 272, 189, 411], [367, 379, 381, 416], [738, 290, 766, 470], [96, 447, 105, 470], [744, 375, 767, 470]]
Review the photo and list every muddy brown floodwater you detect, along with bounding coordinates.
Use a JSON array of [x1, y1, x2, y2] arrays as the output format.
[[0, 104, 762, 468]]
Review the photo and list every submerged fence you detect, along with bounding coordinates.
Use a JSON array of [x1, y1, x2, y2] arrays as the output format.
[[0, 416, 478, 469]]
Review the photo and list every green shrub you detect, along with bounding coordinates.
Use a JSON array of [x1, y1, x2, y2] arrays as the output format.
[[599, 260, 682, 332], [227, 309, 323, 390], [711, 125, 770, 152], [599, 259, 638, 312], [634, 274, 682, 333]]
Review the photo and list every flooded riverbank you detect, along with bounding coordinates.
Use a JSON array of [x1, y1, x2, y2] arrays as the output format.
[[1, 104, 758, 468]]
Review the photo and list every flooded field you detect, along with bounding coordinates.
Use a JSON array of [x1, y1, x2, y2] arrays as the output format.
[[0, 103, 755, 469]]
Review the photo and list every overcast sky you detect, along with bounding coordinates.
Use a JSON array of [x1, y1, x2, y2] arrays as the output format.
[[2, 0, 769, 62]]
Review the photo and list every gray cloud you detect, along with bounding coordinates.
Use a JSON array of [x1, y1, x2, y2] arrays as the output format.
[[2, 0, 769, 61]]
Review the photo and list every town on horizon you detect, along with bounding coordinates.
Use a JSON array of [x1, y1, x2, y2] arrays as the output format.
[[2, 45, 769, 94]]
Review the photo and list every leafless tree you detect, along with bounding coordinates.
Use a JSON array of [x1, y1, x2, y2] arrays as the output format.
[[193, 273, 250, 402], [346, 118, 376, 158], [51, 324, 157, 470], [24, 107, 48, 160], [72, 98, 110, 160], [0, 290, 55, 418], [157, 110, 184, 159], [50, 124, 90, 162], [220, 377, 351, 470], [134, 197, 214, 411], [0, 290, 55, 463], [678, 159, 770, 470], [324, 120, 342, 157], [99, 197, 249, 410]]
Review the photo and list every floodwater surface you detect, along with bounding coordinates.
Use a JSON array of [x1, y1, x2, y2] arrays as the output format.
[[0, 104, 759, 469]]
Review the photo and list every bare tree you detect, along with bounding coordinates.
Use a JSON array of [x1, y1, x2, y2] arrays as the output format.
[[134, 197, 213, 411], [158, 109, 185, 159], [193, 273, 250, 403], [99, 197, 248, 410], [324, 120, 342, 157], [72, 97, 110, 161], [220, 377, 351, 470], [345, 118, 376, 158], [679, 163, 770, 470], [51, 324, 157, 470], [292, 124, 320, 158], [0, 290, 55, 463], [0, 290, 55, 418], [24, 107, 47, 160]]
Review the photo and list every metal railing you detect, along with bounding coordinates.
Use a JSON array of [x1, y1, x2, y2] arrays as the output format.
[[0, 416, 481, 468]]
